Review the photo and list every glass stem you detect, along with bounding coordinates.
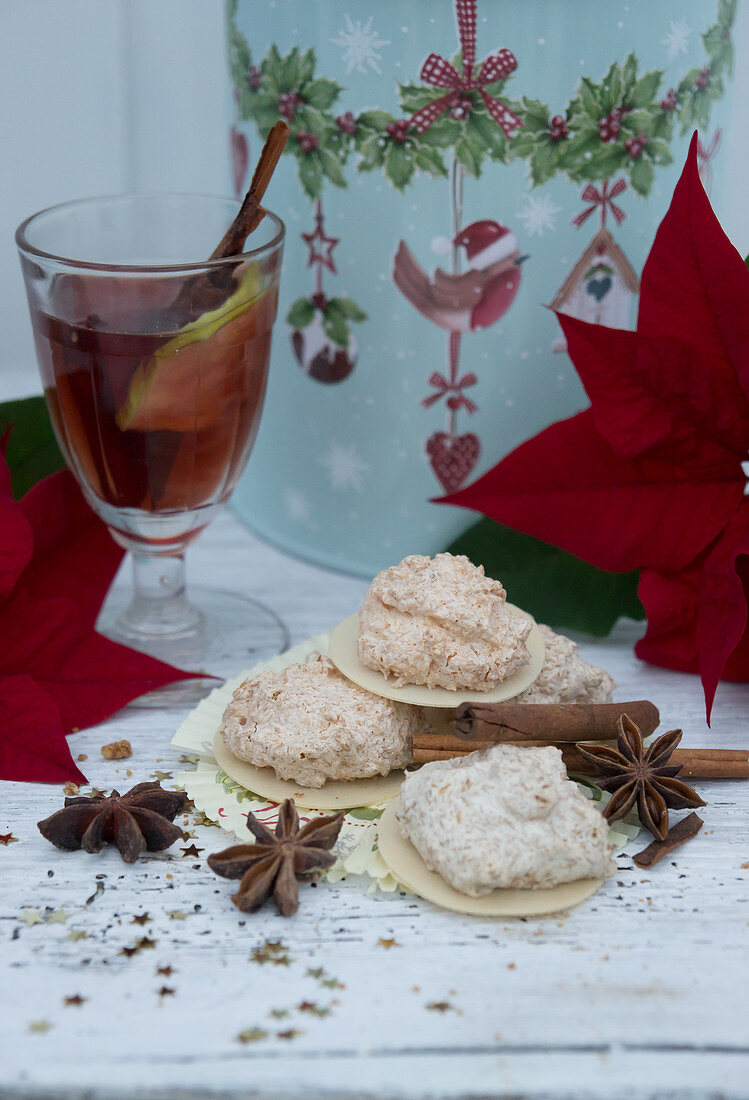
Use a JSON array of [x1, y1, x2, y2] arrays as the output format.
[[120, 552, 203, 639]]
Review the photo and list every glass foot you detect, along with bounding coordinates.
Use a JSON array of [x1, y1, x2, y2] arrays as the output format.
[[97, 586, 290, 708]]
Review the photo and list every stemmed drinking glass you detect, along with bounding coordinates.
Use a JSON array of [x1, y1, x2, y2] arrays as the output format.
[[16, 193, 287, 703]]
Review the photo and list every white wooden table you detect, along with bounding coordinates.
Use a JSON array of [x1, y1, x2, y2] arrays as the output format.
[[2, 505, 749, 1100]]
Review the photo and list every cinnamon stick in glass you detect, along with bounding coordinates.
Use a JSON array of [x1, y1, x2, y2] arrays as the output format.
[[209, 119, 290, 260], [169, 119, 290, 324], [450, 700, 660, 743]]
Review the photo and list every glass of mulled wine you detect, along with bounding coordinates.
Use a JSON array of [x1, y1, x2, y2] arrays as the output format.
[[16, 194, 286, 702]]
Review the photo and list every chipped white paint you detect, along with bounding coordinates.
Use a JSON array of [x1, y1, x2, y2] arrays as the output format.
[[1, 509, 749, 1099]]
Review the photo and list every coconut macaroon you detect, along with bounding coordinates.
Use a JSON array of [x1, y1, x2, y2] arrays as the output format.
[[220, 653, 426, 788], [515, 624, 615, 704], [357, 553, 532, 692], [396, 746, 615, 895]]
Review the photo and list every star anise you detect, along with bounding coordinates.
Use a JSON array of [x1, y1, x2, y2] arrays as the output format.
[[37, 782, 187, 863], [207, 799, 344, 917], [577, 714, 705, 840]]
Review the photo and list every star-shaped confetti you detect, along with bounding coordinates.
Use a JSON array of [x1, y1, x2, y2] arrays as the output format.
[[377, 937, 399, 949], [180, 844, 203, 859], [237, 1027, 268, 1044], [277, 1028, 303, 1041], [251, 940, 291, 966], [156, 965, 175, 977], [157, 986, 175, 997], [67, 929, 89, 942], [121, 936, 156, 957], [152, 771, 173, 782], [20, 909, 44, 927], [192, 811, 219, 828], [302, 206, 339, 274], [0, 832, 18, 845], [46, 909, 70, 925], [426, 1001, 453, 1013], [131, 913, 151, 926], [64, 995, 86, 1007], [29, 1020, 53, 1033], [168, 911, 187, 921], [297, 1001, 331, 1018], [306, 966, 344, 989]]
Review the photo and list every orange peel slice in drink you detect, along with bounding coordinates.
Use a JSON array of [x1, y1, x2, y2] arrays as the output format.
[[116, 265, 271, 434]]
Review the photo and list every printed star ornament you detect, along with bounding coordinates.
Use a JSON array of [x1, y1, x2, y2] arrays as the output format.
[[439, 135, 749, 720], [302, 207, 339, 274]]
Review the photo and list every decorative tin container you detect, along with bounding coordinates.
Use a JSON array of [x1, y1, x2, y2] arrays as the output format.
[[227, 0, 738, 576]]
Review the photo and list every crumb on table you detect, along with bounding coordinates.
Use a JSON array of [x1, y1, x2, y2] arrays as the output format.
[[101, 740, 132, 761]]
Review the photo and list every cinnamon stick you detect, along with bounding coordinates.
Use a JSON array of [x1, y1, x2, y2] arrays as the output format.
[[411, 739, 749, 779], [412, 743, 592, 770], [168, 119, 289, 324], [665, 749, 749, 779], [451, 701, 660, 743], [209, 119, 290, 260], [633, 813, 704, 868]]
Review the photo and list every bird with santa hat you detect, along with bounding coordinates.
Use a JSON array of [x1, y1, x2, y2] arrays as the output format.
[[392, 220, 527, 332]]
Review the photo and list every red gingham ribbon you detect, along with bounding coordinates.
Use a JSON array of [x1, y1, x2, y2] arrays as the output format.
[[572, 179, 627, 229], [408, 0, 522, 139], [422, 370, 478, 414]]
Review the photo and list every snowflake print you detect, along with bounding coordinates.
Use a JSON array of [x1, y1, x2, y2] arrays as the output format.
[[284, 488, 312, 522], [331, 15, 389, 75], [662, 20, 692, 61], [516, 193, 561, 238], [319, 441, 369, 492]]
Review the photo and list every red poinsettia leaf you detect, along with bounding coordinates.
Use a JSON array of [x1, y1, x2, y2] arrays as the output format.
[[635, 530, 749, 725], [0, 675, 87, 784], [0, 453, 33, 601], [722, 614, 749, 681], [439, 409, 742, 574], [639, 132, 749, 404], [0, 589, 202, 734], [696, 506, 749, 720], [45, 630, 204, 734], [558, 313, 748, 460], [19, 470, 124, 626], [635, 563, 702, 675]]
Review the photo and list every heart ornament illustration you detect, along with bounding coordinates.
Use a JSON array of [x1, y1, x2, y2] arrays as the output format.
[[426, 431, 480, 492]]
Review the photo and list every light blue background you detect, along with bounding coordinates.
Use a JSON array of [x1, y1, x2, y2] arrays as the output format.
[[231, 0, 737, 576]]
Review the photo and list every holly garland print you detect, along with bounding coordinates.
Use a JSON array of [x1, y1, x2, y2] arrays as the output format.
[[229, 0, 735, 194], [228, 1, 367, 383], [228, 0, 736, 470]]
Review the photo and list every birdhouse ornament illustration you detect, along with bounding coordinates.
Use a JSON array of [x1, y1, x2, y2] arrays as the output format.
[[550, 180, 639, 350]]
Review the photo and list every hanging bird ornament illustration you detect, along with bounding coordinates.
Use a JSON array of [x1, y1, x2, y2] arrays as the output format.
[[393, 220, 527, 332]]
